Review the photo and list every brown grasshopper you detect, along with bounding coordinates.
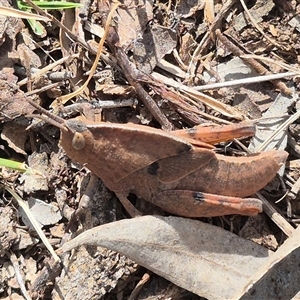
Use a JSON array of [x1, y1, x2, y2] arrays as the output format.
[[28, 100, 288, 217]]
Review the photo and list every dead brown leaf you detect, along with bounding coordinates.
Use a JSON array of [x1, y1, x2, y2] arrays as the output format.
[[1, 122, 28, 155], [0, 69, 34, 121]]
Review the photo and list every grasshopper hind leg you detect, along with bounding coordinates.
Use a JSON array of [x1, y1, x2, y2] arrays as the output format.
[[150, 190, 263, 218]]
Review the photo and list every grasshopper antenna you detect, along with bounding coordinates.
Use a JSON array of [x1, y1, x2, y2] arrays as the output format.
[[27, 99, 68, 131]]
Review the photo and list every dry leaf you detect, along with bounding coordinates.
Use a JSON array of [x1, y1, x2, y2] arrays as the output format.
[[133, 24, 177, 74], [0, 69, 34, 120], [233, 223, 300, 299], [152, 72, 245, 120], [115, 0, 153, 48], [58, 215, 272, 299], [1, 122, 28, 155], [176, 0, 205, 18], [239, 214, 278, 250]]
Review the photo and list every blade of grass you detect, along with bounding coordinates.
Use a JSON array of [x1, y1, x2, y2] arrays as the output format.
[[0, 158, 42, 175], [17, 1, 82, 10], [26, 18, 46, 36], [0, 158, 28, 172]]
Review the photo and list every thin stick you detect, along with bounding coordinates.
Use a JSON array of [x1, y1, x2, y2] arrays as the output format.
[[18, 54, 79, 86], [256, 192, 294, 237], [194, 72, 297, 91], [215, 30, 292, 95]]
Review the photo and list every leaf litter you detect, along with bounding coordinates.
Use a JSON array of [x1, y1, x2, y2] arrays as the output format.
[[0, 0, 300, 299]]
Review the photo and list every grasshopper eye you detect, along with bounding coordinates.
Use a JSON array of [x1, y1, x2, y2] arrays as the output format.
[[72, 132, 86, 150]]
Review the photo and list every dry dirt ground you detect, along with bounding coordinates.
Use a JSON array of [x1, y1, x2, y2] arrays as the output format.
[[0, 0, 300, 299]]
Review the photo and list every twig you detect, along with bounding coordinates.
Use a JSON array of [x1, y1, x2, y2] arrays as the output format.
[[24, 82, 63, 96], [71, 174, 100, 230], [116, 49, 173, 130], [194, 72, 298, 91], [151, 72, 244, 120], [255, 192, 294, 237], [18, 54, 79, 86], [215, 30, 292, 95], [242, 55, 300, 74], [187, 0, 237, 76], [152, 84, 234, 124]]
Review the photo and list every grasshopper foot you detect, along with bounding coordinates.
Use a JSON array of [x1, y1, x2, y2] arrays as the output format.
[[115, 192, 143, 217]]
